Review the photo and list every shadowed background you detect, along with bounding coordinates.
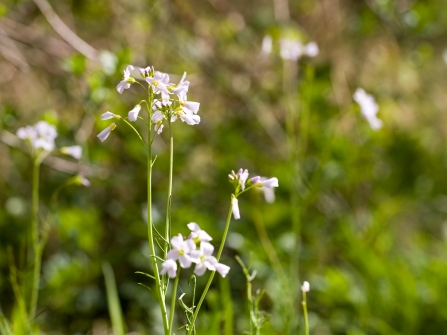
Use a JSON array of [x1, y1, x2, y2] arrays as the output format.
[[1, 0, 447, 334]]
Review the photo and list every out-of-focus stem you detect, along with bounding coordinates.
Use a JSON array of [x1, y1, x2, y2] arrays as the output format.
[[302, 291, 309, 335], [29, 157, 41, 325]]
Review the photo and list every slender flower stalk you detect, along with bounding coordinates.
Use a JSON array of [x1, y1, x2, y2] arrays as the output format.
[[169, 266, 181, 331], [29, 156, 41, 325], [301, 281, 310, 335], [188, 200, 233, 334], [164, 122, 174, 262], [146, 89, 169, 335]]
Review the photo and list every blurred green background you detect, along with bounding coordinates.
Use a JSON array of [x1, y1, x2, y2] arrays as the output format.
[[2, 0, 447, 334]]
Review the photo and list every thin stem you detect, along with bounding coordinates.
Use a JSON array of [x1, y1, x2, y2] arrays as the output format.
[[146, 90, 169, 335], [164, 122, 173, 261], [29, 157, 41, 325], [302, 291, 309, 335], [122, 118, 148, 148], [188, 201, 233, 334], [169, 267, 181, 331]]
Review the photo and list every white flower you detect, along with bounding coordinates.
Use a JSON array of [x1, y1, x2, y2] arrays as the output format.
[[188, 222, 212, 243], [239, 169, 249, 190], [167, 234, 196, 268], [301, 281, 310, 292], [304, 42, 319, 57], [261, 35, 272, 57], [176, 110, 201, 125], [280, 39, 318, 60], [151, 110, 165, 123], [145, 71, 170, 95], [97, 123, 116, 142], [190, 242, 217, 276], [16, 125, 35, 141], [101, 111, 117, 120], [128, 105, 141, 122], [116, 65, 135, 94], [154, 123, 164, 134], [139, 66, 154, 78], [160, 259, 177, 278], [61, 145, 82, 159], [353, 88, 382, 130], [231, 197, 240, 220], [17, 121, 58, 151], [179, 95, 200, 115], [261, 177, 279, 188], [262, 187, 275, 203], [213, 261, 230, 278], [170, 72, 190, 97], [280, 38, 303, 61]]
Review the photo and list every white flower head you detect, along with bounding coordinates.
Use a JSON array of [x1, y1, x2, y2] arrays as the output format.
[[139, 66, 154, 78], [17, 121, 58, 152], [170, 72, 190, 98], [187, 222, 212, 243], [154, 123, 164, 135], [97, 123, 117, 142], [116, 65, 135, 94], [231, 197, 240, 220], [304, 42, 319, 57], [128, 104, 141, 122], [101, 111, 118, 120], [353, 88, 382, 130], [280, 38, 304, 61], [145, 71, 170, 95], [261, 35, 272, 57], [152, 110, 165, 123], [61, 145, 82, 160], [190, 242, 216, 276], [252, 176, 278, 203], [167, 234, 197, 268], [213, 261, 230, 278], [160, 259, 177, 278], [301, 281, 310, 292]]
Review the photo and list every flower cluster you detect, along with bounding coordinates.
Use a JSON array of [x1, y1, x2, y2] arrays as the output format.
[[261, 35, 319, 61], [17, 121, 58, 152], [160, 223, 230, 278], [98, 65, 200, 142], [353, 88, 382, 130], [17, 121, 82, 160], [228, 168, 279, 220]]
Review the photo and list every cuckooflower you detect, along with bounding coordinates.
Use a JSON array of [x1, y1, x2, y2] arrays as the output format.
[[160, 259, 178, 278], [145, 71, 170, 95], [188, 222, 212, 243], [280, 39, 319, 61], [128, 105, 141, 122], [190, 242, 216, 276], [261, 35, 272, 57], [251, 176, 279, 203], [139, 66, 154, 79], [170, 72, 190, 97], [101, 111, 121, 120], [167, 234, 196, 268], [353, 88, 382, 130], [61, 145, 82, 160], [212, 260, 230, 278], [301, 281, 310, 292], [116, 65, 135, 94], [154, 123, 164, 135], [97, 123, 117, 142], [231, 197, 240, 220], [17, 121, 58, 151]]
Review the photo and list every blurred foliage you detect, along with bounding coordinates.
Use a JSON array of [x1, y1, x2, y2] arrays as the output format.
[[1, 0, 447, 334]]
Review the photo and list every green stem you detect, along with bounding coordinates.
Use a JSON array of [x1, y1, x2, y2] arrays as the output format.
[[164, 123, 173, 261], [188, 201, 233, 334], [169, 267, 181, 331], [29, 157, 41, 325], [122, 118, 148, 148], [146, 90, 169, 335], [302, 291, 309, 335]]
